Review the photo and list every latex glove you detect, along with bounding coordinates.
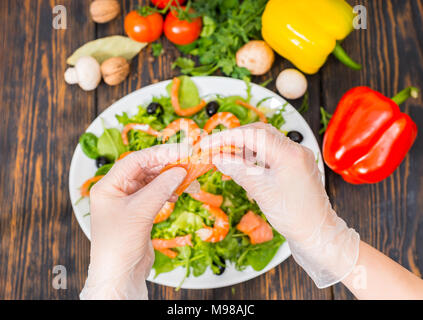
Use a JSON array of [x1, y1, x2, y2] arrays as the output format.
[[200, 122, 359, 288], [80, 144, 189, 300]]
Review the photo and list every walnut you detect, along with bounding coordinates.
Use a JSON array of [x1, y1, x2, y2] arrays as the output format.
[[100, 57, 130, 86], [90, 0, 120, 24]]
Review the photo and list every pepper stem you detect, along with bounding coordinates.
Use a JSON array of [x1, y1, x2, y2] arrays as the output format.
[[391, 87, 420, 105], [332, 42, 362, 70]]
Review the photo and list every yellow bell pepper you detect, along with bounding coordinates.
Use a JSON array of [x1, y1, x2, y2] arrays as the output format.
[[262, 0, 361, 74]]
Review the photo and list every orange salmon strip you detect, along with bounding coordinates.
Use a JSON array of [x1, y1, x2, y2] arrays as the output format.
[[236, 211, 273, 244], [235, 100, 268, 123], [80, 175, 104, 197], [171, 77, 207, 116], [189, 189, 223, 207], [157, 248, 178, 259], [152, 234, 193, 249]]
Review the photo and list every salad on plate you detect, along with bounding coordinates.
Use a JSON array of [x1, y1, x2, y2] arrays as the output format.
[[76, 76, 303, 288]]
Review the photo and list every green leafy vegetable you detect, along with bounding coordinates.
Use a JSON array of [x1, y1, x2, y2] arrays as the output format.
[[95, 163, 113, 176], [153, 250, 176, 277], [97, 127, 127, 161], [152, 42, 163, 57], [244, 233, 285, 271], [200, 16, 216, 37], [166, 76, 200, 109], [79, 132, 99, 159], [268, 104, 287, 130], [319, 106, 333, 134], [259, 78, 273, 88], [172, 0, 269, 79], [172, 57, 219, 76], [67, 36, 147, 65], [297, 92, 309, 114]]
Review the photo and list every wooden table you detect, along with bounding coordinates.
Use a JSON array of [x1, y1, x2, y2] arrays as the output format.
[[1, 0, 422, 300]]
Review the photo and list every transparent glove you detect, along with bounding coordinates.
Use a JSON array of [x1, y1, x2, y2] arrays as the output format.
[[80, 144, 188, 299], [200, 123, 359, 288]]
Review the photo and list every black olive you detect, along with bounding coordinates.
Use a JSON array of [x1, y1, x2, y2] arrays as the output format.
[[287, 131, 303, 144], [206, 101, 219, 117], [147, 102, 164, 116], [213, 256, 226, 275], [96, 156, 111, 168]]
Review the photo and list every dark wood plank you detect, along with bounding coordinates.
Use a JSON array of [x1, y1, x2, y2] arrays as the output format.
[[320, 0, 423, 299], [0, 0, 94, 299], [2, 0, 422, 300]]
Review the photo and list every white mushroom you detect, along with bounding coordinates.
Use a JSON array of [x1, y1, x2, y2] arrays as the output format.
[[276, 68, 308, 100], [236, 40, 275, 76], [64, 56, 101, 91]]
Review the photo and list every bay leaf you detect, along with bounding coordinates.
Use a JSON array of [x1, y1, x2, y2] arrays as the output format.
[[67, 36, 147, 66]]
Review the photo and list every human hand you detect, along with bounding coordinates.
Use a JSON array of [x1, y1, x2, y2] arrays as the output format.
[[80, 144, 188, 300], [200, 123, 359, 288]]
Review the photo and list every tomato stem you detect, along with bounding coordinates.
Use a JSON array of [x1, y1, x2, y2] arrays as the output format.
[[391, 87, 420, 105]]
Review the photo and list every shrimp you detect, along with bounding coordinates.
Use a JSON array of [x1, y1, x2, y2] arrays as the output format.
[[236, 211, 273, 244], [160, 118, 202, 145], [161, 145, 240, 195], [235, 100, 268, 123], [196, 204, 229, 243], [152, 234, 193, 258], [203, 112, 241, 133], [189, 189, 223, 207], [171, 77, 207, 116], [121, 123, 160, 145], [153, 201, 175, 224]]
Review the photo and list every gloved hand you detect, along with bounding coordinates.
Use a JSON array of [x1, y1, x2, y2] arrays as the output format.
[[80, 144, 188, 299], [200, 122, 360, 288]]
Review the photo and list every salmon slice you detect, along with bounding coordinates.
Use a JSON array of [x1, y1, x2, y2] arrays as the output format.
[[189, 189, 223, 207], [152, 234, 193, 250], [236, 211, 273, 244], [248, 222, 273, 244], [157, 248, 178, 259], [236, 210, 262, 234], [153, 201, 175, 224]]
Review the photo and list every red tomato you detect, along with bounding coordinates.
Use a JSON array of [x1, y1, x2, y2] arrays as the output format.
[[164, 8, 202, 45], [124, 10, 163, 43], [151, 0, 186, 9]]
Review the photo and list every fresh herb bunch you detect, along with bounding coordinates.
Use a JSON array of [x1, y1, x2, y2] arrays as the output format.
[[172, 0, 269, 79]]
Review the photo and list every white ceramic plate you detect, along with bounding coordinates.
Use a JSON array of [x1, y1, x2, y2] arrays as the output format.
[[69, 76, 324, 289]]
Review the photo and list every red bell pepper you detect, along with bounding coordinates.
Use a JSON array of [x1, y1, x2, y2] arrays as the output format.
[[323, 86, 418, 184]]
